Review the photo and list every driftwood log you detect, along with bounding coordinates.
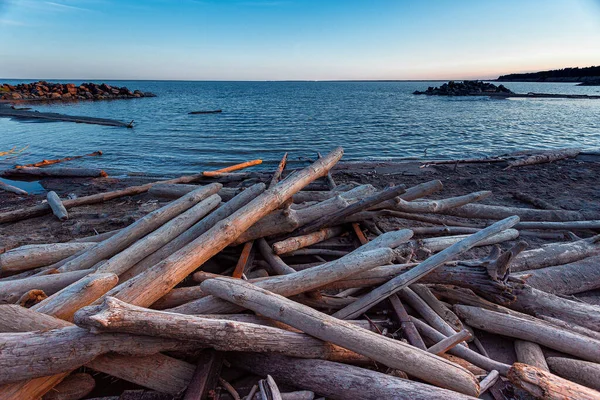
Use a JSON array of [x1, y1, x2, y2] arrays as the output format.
[[514, 340, 549, 371], [0, 180, 27, 195], [1, 167, 108, 178], [546, 357, 600, 391], [0, 242, 95, 274], [47, 191, 69, 221], [41, 373, 95, 400]]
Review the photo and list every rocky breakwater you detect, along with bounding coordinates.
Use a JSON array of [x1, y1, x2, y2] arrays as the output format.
[[413, 80, 514, 96], [0, 81, 156, 102]]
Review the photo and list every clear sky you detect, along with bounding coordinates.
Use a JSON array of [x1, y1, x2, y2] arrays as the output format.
[[1, 0, 599, 80]]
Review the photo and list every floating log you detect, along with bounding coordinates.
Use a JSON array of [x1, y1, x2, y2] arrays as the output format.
[[511, 235, 600, 272], [233, 353, 477, 400], [0, 180, 27, 195], [41, 373, 95, 400], [1, 167, 108, 178], [47, 191, 68, 221], [546, 357, 600, 391], [506, 148, 581, 168], [514, 340, 549, 371], [0, 107, 133, 127], [189, 109, 222, 114], [332, 216, 520, 320], [201, 277, 480, 396], [508, 362, 600, 400], [0, 242, 95, 273], [203, 159, 262, 177], [454, 305, 600, 363], [58, 184, 221, 273], [16, 151, 103, 169]]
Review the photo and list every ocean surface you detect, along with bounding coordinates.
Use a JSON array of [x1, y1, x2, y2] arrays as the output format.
[[0, 80, 599, 177]]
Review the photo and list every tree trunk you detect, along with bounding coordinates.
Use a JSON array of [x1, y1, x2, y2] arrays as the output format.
[[332, 216, 520, 320], [409, 283, 463, 331], [514, 340, 549, 371], [513, 236, 600, 272], [546, 357, 600, 391], [201, 277, 480, 396], [148, 183, 240, 201], [151, 286, 205, 310], [507, 148, 580, 168], [389, 191, 492, 213], [454, 305, 600, 363], [47, 191, 69, 221], [508, 362, 600, 400], [272, 227, 344, 255], [370, 180, 443, 210], [0, 269, 92, 303], [0, 242, 95, 273], [232, 353, 477, 400], [440, 203, 595, 222], [388, 294, 427, 350], [183, 350, 223, 400], [257, 237, 296, 275], [58, 184, 221, 273], [427, 330, 472, 355]]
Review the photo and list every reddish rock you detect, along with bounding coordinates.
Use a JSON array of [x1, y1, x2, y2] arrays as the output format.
[[50, 92, 61, 99]]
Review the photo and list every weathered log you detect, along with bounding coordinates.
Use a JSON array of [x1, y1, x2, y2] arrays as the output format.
[[270, 152, 288, 187], [150, 286, 205, 309], [478, 370, 499, 395], [546, 357, 600, 391], [427, 330, 472, 355], [382, 210, 480, 227], [516, 220, 600, 230], [47, 191, 69, 221], [390, 191, 492, 213], [507, 148, 580, 168], [398, 287, 459, 338], [0, 269, 92, 303], [510, 285, 600, 332], [201, 277, 480, 396], [333, 216, 520, 319], [58, 184, 221, 273], [0, 242, 95, 273], [203, 159, 262, 176], [411, 226, 480, 236], [514, 340, 549, 371], [251, 390, 314, 400], [511, 235, 600, 272], [454, 305, 600, 363], [370, 180, 444, 210], [259, 375, 282, 400], [296, 184, 407, 235], [16, 151, 103, 169], [149, 183, 240, 201], [257, 237, 296, 275], [41, 373, 95, 400], [183, 350, 223, 400], [71, 229, 121, 243], [389, 293, 427, 350], [440, 203, 594, 222], [411, 317, 511, 375], [272, 227, 344, 255], [537, 315, 600, 341], [101, 148, 343, 308], [232, 353, 477, 400], [233, 241, 254, 278], [120, 183, 265, 282], [0, 180, 27, 195], [17, 289, 47, 307], [96, 194, 221, 276], [508, 362, 600, 400], [1, 167, 108, 178], [512, 192, 559, 210], [410, 283, 464, 331], [31, 273, 119, 321], [514, 255, 600, 295], [169, 247, 394, 315]]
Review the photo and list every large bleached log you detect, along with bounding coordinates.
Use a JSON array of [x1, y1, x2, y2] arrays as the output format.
[[76, 297, 365, 363], [510, 285, 600, 332], [295, 184, 407, 235], [149, 183, 240, 201], [0, 180, 28, 195], [201, 277, 480, 396], [0, 268, 92, 303], [511, 235, 600, 272], [440, 203, 594, 221], [233, 353, 477, 400], [121, 183, 266, 281], [0, 325, 196, 384], [410, 317, 511, 375], [507, 148, 580, 168], [272, 226, 344, 255], [41, 373, 95, 400], [514, 340, 549, 371], [96, 194, 221, 276], [370, 180, 444, 210], [454, 305, 600, 363], [514, 255, 600, 295], [102, 148, 344, 308], [169, 247, 394, 315], [1, 167, 108, 178], [538, 315, 600, 342], [0, 242, 95, 273], [410, 283, 463, 331], [332, 216, 520, 320], [0, 305, 195, 396], [31, 273, 119, 321], [57, 184, 221, 273], [47, 191, 69, 221], [546, 357, 600, 391], [515, 220, 600, 230], [390, 191, 492, 213], [508, 362, 600, 400]]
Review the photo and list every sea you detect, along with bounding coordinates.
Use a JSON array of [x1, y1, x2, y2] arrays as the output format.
[[0, 80, 599, 177]]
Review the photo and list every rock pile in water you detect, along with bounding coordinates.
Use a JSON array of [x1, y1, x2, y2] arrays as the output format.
[[0, 81, 156, 101], [413, 80, 514, 96]]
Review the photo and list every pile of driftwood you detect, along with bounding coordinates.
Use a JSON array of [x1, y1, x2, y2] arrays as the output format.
[[1, 147, 600, 400]]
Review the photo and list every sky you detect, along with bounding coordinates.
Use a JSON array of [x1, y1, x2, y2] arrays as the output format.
[[0, 0, 599, 80]]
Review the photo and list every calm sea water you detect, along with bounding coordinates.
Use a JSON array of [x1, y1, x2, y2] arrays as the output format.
[[0, 80, 599, 176]]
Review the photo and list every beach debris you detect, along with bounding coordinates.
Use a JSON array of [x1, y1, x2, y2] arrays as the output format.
[[0, 81, 156, 102], [46, 191, 69, 221], [1, 167, 108, 179], [203, 159, 263, 177], [15, 151, 103, 169], [0, 107, 134, 128], [0, 179, 28, 195], [0, 147, 599, 399], [189, 109, 222, 114]]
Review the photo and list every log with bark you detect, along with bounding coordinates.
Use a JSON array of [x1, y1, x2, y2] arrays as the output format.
[[0, 242, 95, 274]]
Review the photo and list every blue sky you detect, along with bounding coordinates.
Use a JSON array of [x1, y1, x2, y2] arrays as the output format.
[[1, 0, 599, 80]]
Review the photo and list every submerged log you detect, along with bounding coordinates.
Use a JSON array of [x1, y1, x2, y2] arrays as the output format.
[[508, 362, 600, 400], [0, 242, 95, 273], [47, 191, 68, 221], [1, 167, 108, 178], [546, 357, 600, 391], [233, 353, 476, 400], [332, 216, 520, 320], [16, 151, 102, 169], [201, 277, 480, 396]]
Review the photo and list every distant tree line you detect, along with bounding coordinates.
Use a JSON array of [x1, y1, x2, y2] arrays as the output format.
[[498, 65, 600, 81]]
